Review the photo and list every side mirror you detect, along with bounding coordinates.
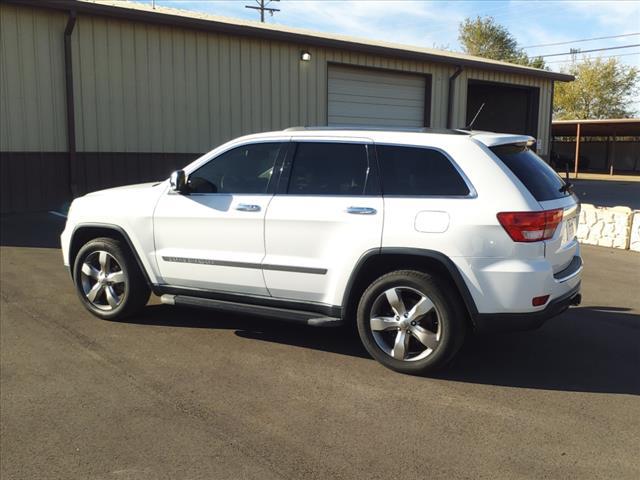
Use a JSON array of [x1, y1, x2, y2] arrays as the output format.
[[169, 170, 187, 193]]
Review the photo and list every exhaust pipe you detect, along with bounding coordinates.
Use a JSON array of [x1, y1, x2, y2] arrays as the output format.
[[570, 293, 582, 306]]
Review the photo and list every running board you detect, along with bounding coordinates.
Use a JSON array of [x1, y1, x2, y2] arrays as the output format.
[[160, 294, 343, 327]]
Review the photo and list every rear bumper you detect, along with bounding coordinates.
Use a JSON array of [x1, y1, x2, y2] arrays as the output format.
[[472, 282, 581, 333], [456, 247, 583, 314]]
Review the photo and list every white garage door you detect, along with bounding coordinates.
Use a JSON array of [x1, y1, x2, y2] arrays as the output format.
[[328, 65, 427, 127]]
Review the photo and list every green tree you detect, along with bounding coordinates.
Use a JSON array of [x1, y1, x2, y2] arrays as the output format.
[[458, 16, 545, 68], [554, 57, 639, 119]]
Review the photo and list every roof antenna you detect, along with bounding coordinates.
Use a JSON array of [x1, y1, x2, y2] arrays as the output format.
[[465, 102, 485, 130]]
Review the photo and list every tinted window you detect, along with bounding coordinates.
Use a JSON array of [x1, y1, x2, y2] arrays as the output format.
[[491, 144, 568, 201], [188, 143, 281, 194], [288, 142, 368, 195], [377, 145, 470, 196]]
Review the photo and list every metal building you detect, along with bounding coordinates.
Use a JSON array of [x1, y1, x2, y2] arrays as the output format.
[[0, 0, 573, 213]]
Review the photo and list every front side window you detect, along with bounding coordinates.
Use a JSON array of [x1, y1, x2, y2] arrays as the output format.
[[187, 142, 282, 194], [377, 145, 470, 196], [287, 142, 369, 196]]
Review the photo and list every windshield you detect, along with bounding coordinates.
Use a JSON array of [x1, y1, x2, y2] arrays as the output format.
[[491, 144, 570, 202]]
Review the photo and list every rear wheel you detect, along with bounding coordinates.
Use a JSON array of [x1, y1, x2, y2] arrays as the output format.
[[356, 270, 466, 375], [73, 237, 150, 320]]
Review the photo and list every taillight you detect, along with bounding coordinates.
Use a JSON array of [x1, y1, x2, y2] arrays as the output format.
[[497, 209, 563, 242]]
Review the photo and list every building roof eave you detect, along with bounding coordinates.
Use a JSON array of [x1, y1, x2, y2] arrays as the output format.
[[4, 0, 575, 82], [552, 119, 640, 136]]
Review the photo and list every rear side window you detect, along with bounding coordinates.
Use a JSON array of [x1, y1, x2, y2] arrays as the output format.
[[288, 142, 369, 195], [491, 144, 568, 201], [377, 145, 470, 196]]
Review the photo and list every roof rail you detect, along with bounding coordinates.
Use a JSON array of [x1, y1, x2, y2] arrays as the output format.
[[283, 126, 471, 135]]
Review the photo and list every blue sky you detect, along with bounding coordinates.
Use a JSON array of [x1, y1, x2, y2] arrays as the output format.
[[137, 0, 640, 72]]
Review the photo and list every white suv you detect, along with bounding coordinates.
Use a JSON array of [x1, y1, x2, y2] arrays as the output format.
[[61, 128, 582, 375]]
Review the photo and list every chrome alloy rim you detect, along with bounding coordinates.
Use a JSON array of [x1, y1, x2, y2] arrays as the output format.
[[80, 251, 126, 311], [369, 287, 442, 362]]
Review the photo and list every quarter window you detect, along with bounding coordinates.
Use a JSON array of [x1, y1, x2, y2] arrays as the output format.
[[491, 144, 568, 201], [377, 145, 470, 196], [187, 143, 282, 194], [287, 142, 369, 196]]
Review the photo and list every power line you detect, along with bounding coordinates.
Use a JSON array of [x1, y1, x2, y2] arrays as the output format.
[[245, 0, 279, 23], [538, 44, 640, 58], [522, 32, 640, 49], [545, 51, 640, 64]]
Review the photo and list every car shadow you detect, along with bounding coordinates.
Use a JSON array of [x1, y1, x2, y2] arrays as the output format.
[[129, 303, 369, 357], [438, 306, 640, 395], [0, 212, 66, 248], [127, 304, 639, 395]]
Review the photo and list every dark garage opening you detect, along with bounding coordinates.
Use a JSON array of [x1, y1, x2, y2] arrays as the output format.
[[466, 80, 540, 140]]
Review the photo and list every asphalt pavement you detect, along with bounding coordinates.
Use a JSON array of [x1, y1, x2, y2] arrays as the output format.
[[1, 219, 639, 479], [570, 178, 640, 209]]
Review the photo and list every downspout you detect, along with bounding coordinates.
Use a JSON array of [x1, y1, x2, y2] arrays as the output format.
[[64, 10, 77, 198], [547, 81, 555, 164], [446, 66, 463, 129]]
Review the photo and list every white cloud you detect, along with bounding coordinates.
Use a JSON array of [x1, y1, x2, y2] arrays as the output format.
[[557, 0, 640, 30], [146, 0, 640, 71], [151, 0, 468, 49]]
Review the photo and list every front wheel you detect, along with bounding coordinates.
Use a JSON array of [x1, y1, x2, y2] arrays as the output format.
[[72, 237, 150, 320], [356, 270, 466, 375]]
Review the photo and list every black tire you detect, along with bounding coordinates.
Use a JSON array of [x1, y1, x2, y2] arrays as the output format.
[[356, 270, 466, 375], [72, 237, 151, 320]]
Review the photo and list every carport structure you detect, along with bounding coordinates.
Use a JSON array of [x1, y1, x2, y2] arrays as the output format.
[[551, 119, 640, 176]]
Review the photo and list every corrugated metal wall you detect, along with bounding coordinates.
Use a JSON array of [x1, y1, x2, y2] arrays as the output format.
[[69, 18, 553, 154], [0, 4, 67, 152], [0, 4, 70, 212], [1, 2, 554, 212], [553, 140, 640, 173], [68, 13, 457, 153]]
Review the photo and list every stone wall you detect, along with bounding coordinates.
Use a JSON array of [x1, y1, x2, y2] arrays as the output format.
[[630, 212, 640, 252], [577, 204, 638, 250]]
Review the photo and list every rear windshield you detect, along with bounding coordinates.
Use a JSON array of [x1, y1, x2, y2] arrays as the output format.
[[491, 144, 569, 201]]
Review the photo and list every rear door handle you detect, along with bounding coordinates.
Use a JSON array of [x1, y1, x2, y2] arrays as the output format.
[[236, 204, 261, 212], [346, 206, 377, 215]]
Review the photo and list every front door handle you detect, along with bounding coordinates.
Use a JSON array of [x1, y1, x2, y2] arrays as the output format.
[[236, 204, 261, 212], [346, 206, 377, 215]]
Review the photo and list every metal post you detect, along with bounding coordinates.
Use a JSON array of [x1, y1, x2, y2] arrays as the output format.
[[546, 81, 555, 163], [606, 135, 611, 174], [64, 10, 78, 197], [573, 122, 581, 179], [611, 129, 616, 176], [446, 66, 463, 129], [245, 0, 280, 22]]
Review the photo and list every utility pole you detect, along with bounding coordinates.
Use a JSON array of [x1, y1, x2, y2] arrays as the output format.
[[245, 0, 280, 22]]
